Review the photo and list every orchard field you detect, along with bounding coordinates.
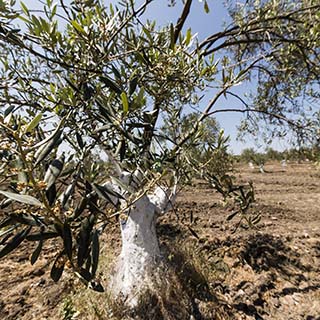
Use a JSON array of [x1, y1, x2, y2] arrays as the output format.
[[0, 161, 319, 320]]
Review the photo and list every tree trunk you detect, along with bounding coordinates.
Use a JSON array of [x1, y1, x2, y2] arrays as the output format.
[[109, 183, 176, 307]]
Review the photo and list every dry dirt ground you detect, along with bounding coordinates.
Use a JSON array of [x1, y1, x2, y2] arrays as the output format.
[[0, 162, 319, 319]]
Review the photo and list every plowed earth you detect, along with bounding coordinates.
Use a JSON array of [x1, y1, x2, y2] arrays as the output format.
[[0, 162, 319, 319]]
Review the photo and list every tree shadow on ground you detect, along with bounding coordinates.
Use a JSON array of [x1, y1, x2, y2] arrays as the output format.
[[233, 302, 265, 320], [157, 222, 182, 240], [240, 233, 313, 279], [280, 285, 320, 296]]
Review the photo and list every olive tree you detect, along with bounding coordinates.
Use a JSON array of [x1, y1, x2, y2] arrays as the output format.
[[0, 0, 319, 308]]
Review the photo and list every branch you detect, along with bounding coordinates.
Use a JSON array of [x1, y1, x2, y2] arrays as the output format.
[[173, 0, 193, 44], [207, 107, 304, 129], [141, 99, 161, 156]]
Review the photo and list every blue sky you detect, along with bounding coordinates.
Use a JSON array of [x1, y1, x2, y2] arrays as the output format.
[[20, 0, 292, 154]]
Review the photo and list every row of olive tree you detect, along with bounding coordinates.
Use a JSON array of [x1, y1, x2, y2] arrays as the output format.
[[239, 146, 320, 164], [0, 0, 319, 308]]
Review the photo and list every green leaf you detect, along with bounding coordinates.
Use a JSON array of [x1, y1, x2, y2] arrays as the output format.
[[32, 118, 64, 150], [34, 129, 63, 166], [0, 226, 32, 259], [71, 198, 87, 220], [71, 20, 86, 34], [20, 1, 29, 16], [136, 87, 145, 106], [44, 154, 65, 190], [46, 184, 56, 206], [99, 76, 122, 94], [4, 105, 14, 117], [76, 132, 84, 149], [143, 26, 152, 41], [51, 3, 57, 17], [31, 15, 41, 30], [89, 279, 104, 292], [185, 28, 192, 46], [0, 190, 43, 207], [111, 65, 121, 80], [129, 77, 138, 96], [0, 225, 17, 239], [11, 213, 43, 226], [78, 267, 93, 282], [4, 112, 12, 125], [63, 222, 73, 260], [30, 239, 43, 265], [204, 0, 210, 14], [18, 15, 32, 24], [60, 184, 75, 208], [50, 253, 66, 282], [119, 139, 126, 161], [135, 52, 146, 65], [0, 217, 15, 229], [25, 113, 42, 133], [121, 92, 129, 115], [27, 232, 59, 241], [91, 229, 99, 277], [77, 216, 94, 267], [92, 183, 123, 206]]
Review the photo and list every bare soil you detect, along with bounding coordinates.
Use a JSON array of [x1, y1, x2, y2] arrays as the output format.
[[0, 162, 319, 319]]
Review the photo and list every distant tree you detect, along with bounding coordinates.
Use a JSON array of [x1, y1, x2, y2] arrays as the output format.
[[0, 0, 319, 311], [265, 147, 282, 161], [239, 148, 257, 163], [162, 112, 233, 180], [240, 148, 266, 172]]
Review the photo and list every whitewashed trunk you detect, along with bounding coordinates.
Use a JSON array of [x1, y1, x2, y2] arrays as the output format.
[[109, 183, 176, 306]]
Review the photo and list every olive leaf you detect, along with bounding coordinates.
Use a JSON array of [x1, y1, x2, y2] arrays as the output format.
[[44, 154, 65, 190], [91, 229, 99, 277], [25, 113, 42, 133], [0, 226, 32, 259], [0, 190, 43, 207], [34, 129, 63, 166], [30, 239, 43, 265], [63, 222, 73, 260], [77, 215, 94, 267], [50, 252, 67, 282]]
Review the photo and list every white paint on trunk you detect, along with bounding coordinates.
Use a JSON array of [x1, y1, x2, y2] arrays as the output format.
[[109, 174, 177, 306], [259, 164, 265, 173], [111, 195, 160, 306]]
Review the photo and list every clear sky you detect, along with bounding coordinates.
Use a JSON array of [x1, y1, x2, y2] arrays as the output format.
[[19, 0, 292, 154]]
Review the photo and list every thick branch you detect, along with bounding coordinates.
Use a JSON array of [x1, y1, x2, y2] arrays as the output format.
[[173, 0, 193, 44]]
